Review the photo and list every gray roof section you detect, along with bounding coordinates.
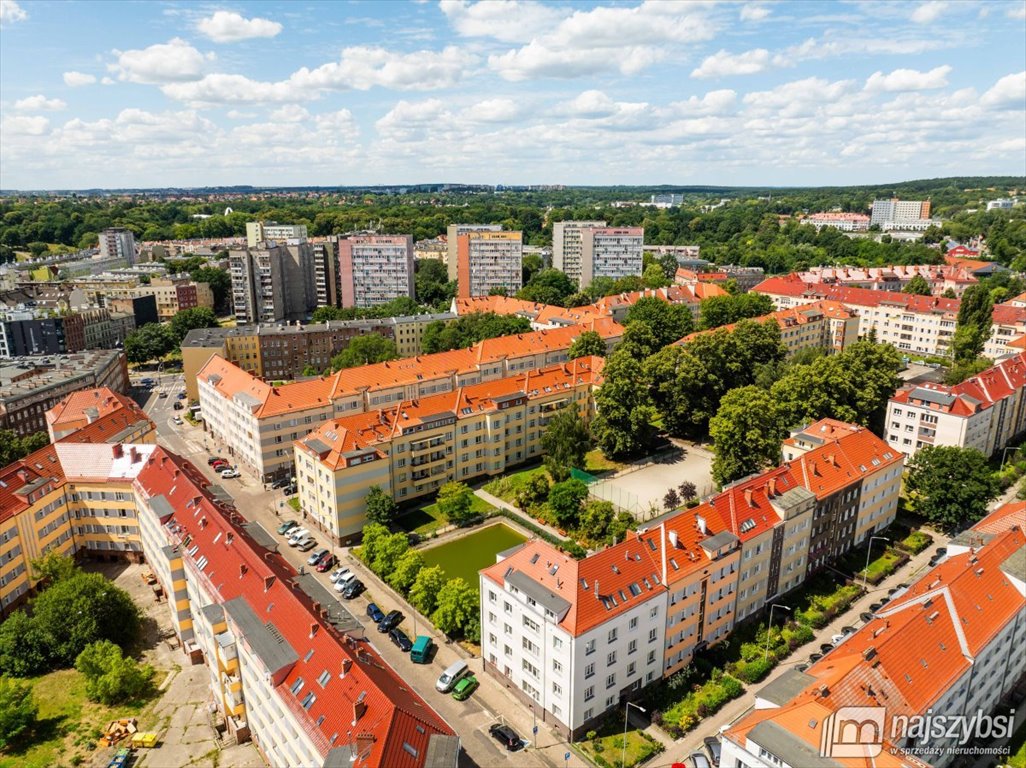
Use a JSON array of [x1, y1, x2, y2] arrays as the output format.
[[149, 494, 175, 520], [506, 570, 571, 619], [234, 391, 263, 409], [242, 521, 278, 552], [303, 438, 331, 455], [223, 596, 299, 674], [292, 572, 363, 634], [748, 721, 844, 768], [701, 530, 739, 553], [496, 542, 527, 560], [755, 668, 817, 706], [909, 387, 956, 407], [424, 734, 460, 768], [1001, 544, 1026, 583], [773, 485, 816, 513], [200, 603, 225, 624]]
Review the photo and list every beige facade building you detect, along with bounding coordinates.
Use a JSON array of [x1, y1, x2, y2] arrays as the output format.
[[453, 230, 523, 298], [552, 221, 607, 287], [338, 235, 414, 308]]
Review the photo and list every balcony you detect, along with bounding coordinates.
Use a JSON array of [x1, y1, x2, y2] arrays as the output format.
[[410, 450, 448, 468]]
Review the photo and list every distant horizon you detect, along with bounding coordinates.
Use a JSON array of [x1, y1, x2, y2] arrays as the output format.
[[1, 1, 1023, 189]]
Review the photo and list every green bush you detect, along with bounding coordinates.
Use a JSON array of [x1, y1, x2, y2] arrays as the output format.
[[490, 508, 587, 558], [898, 530, 933, 554], [733, 656, 774, 684], [658, 671, 743, 737]]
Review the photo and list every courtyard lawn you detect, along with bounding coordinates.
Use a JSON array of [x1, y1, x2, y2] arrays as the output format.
[[482, 465, 550, 504], [0, 668, 153, 768], [287, 497, 300, 513], [419, 523, 526, 590], [397, 496, 496, 537], [577, 724, 663, 768], [583, 449, 626, 476]]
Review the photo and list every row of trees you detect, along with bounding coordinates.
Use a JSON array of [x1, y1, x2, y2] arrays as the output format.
[[0, 430, 49, 467], [123, 306, 221, 364]]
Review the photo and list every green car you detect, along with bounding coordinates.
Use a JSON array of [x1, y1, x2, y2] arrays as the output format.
[[277, 520, 299, 535], [452, 675, 478, 701]]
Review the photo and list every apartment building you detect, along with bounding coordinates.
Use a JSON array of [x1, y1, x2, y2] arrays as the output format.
[[676, 301, 858, 355], [452, 230, 523, 298], [870, 198, 933, 229], [552, 221, 607, 287], [230, 245, 288, 324], [45, 387, 154, 444], [580, 227, 644, 287], [181, 314, 455, 401], [720, 504, 1026, 768], [197, 319, 622, 482], [245, 221, 308, 248], [98, 228, 136, 263], [479, 420, 903, 737], [107, 294, 159, 328], [797, 264, 978, 297], [886, 351, 1026, 458], [0, 441, 458, 767], [310, 240, 339, 308], [445, 224, 502, 277], [674, 265, 766, 294], [338, 235, 414, 308], [800, 212, 871, 231], [414, 237, 448, 264], [593, 284, 727, 321], [452, 296, 611, 331], [143, 277, 215, 320], [0, 350, 129, 435], [294, 358, 602, 542]]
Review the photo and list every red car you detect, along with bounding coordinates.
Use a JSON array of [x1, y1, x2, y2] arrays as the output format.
[[211, 459, 228, 469], [315, 555, 336, 572]]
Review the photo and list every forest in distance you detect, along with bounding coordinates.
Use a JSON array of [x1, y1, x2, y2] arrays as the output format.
[[1, 175, 1024, 272]]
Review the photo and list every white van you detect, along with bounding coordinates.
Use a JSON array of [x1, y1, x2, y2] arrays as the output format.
[[288, 528, 309, 544], [291, 534, 315, 550], [436, 660, 469, 693]]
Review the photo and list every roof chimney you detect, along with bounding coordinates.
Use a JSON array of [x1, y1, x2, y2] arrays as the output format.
[[744, 488, 754, 507], [696, 516, 707, 535], [767, 478, 776, 497], [341, 658, 352, 677], [112, 444, 124, 458], [594, 580, 599, 598]]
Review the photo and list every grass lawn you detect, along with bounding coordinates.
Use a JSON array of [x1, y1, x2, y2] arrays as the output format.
[[397, 496, 496, 536], [1008, 719, 1026, 768], [482, 465, 551, 503], [583, 449, 626, 476], [287, 496, 300, 512], [0, 668, 154, 768], [578, 726, 663, 768], [859, 549, 905, 584]]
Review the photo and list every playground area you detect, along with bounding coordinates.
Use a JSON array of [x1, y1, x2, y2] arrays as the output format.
[[586, 443, 715, 518]]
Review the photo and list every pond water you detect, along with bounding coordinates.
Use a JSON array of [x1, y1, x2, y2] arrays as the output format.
[[420, 523, 527, 590]]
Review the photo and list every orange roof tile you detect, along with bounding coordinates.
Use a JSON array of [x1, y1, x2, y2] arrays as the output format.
[[755, 275, 961, 316], [45, 387, 146, 435]]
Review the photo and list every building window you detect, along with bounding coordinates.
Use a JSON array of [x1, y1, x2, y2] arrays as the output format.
[[606, 673, 616, 689], [608, 628, 617, 643], [584, 687, 594, 702], [585, 639, 595, 655], [607, 651, 617, 666], [585, 663, 595, 679], [629, 617, 638, 630], [628, 639, 637, 655]]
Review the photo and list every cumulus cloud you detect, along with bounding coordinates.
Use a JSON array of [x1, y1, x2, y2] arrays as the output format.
[[0, 0, 27, 25], [109, 38, 213, 84], [864, 65, 952, 92], [740, 4, 770, 22], [562, 90, 618, 117], [691, 49, 770, 79], [980, 71, 1026, 109], [464, 98, 520, 122], [162, 74, 300, 105], [2, 115, 49, 135], [1009, 4, 1026, 20], [911, 1, 948, 23], [63, 71, 97, 87], [14, 95, 66, 111], [440, 0, 568, 43], [197, 11, 283, 43]]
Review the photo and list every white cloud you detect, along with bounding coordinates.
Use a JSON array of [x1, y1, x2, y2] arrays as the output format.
[[911, 1, 948, 23], [63, 71, 96, 87], [740, 4, 770, 22], [743, 77, 857, 117], [440, 0, 568, 43], [162, 74, 301, 105], [109, 38, 212, 84], [1008, 4, 1026, 20], [691, 49, 770, 79], [197, 11, 283, 43], [980, 71, 1026, 109], [0, 0, 27, 25], [2, 115, 49, 135], [14, 95, 66, 111], [101, 77, 115, 85], [463, 98, 520, 122], [864, 65, 952, 92], [562, 90, 618, 117]]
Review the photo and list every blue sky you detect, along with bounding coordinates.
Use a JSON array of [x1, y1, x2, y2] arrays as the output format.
[[1, 0, 1024, 189]]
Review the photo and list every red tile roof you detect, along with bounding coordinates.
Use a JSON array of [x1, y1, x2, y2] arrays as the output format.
[[971, 501, 1026, 535], [452, 296, 607, 326], [890, 351, 1026, 417], [755, 275, 961, 315], [675, 300, 852, 346], [46, 387, 148, 437]]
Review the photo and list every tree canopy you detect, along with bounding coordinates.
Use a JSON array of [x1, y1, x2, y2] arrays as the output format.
[[905, 446, 1001, 532], [541, 405, 592, 481], [698, 293, 774, 330], [902, 275, 932, 295], [709, 386, 786, 486], [517, 268, 576, 306], [624, 296, 694, 347], [422, 312, 532, 353], [330, 333, 398, 371], [567, 330, 606, 359], [592, 349, 657, 458]]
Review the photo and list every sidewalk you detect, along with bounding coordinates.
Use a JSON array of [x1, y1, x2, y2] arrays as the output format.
[[655, 535, 947, 767]]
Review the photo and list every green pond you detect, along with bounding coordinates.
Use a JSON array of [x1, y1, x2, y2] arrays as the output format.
[[420, 523, 527, 591]]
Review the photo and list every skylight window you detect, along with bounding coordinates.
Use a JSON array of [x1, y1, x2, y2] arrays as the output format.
[[290, 678, 305, 695]]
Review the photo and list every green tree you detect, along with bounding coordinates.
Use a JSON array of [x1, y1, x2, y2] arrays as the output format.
[[547, 479, 589, 527], [364, 486, 398, 526], [541, 405, 591, 481], [522, 253, 544, 285], [616, 321, 660, 359], [624, 296, 693, 347], [436, 481, 475, 526], [415, 259, 456, 308], [903, 275, 932, 295], [0, 611, 48, 677], [518, 268, 576, 305], [30, 549, 77, 585], [0, 675, 37, 749], [943, 357, 992, 385], [952, 284, 994, 363], [0, 429, 50, 467], [357, 522, 390, 565], [191, 266, 230, 311], [422, 312, 532, 353], [567, 330, 606, 359], [123, 323, 175, 364], [905, 446, 1001, 532], [658, 252, 679, 281], [387, 550, 424, 594], [75, 640, 154, 705], [514, 473, 550, 510], [30, 572, 141, 667], [330, 334, 398, 371], [709, 387, 786, 487], [371, 532, 410, 576], [942, 287, 957, 299], [592, 349, 657, 458], [169, 306, 219, 343], [698, 293, 773, 330], [408, 565, 447, 615], [431, 578, 479, 636], [643, 263, 669, 288]]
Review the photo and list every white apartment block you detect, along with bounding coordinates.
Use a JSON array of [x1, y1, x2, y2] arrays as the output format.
[[246, 221, 308, 248], [870, 198, 930, 227], [552, 221, 606, 288], [886, 352, 1026, 458], [454, 230, 523, 298], [580, 227, 644, 287], [98, 228, 136, 264], [338, 235, 414, 308], [987, 198, 1014, 210], [445, 224, 503, 281]]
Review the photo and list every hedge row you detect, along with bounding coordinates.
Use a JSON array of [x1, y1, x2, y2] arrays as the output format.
[[489, 508, 587, 558]]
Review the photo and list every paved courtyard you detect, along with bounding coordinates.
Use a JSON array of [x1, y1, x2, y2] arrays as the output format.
[[590, 442, 715, 518]]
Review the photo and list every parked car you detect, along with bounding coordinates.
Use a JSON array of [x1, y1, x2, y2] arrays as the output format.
[[316, 555, 336, 572], [219, 468, 240, 479], [211, 461, 229, 471], [691, 751, 711, 768], [377, 610, 403, 632], [207, 457, 225, 465], [830, 633, 846, 645], [307, 548, 330, 566], [172, 416, 183, 425], [270, 478, 290, 489], [703, 736, 722, 767], [341, 580, 365, 599], [452, 675, 479, 701], [177, 392, 187, 400], [173, 401, 184, 410], [277, 520, 299, 535], [329, 567, 351, 584], [389, 628, 413, 652], [488, 724, 523, 752], [367, 603, 385, 624], [158, 392, 168, 398], [934, 547, 947, 558], [333, 571, 357, 592], [296, 538, 317, 552], [287, 527, 309, 543]]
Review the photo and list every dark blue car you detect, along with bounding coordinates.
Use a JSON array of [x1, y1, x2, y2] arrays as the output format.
[[367, 603, 385, 624]]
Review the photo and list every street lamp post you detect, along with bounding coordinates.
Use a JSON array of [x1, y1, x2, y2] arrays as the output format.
[[863, 536, 890, 589], [764, 604, 791, 661], [622, 702, 645, 768]]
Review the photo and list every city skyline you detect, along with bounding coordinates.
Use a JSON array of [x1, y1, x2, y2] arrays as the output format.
[[0, 0, 1023, 190]]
